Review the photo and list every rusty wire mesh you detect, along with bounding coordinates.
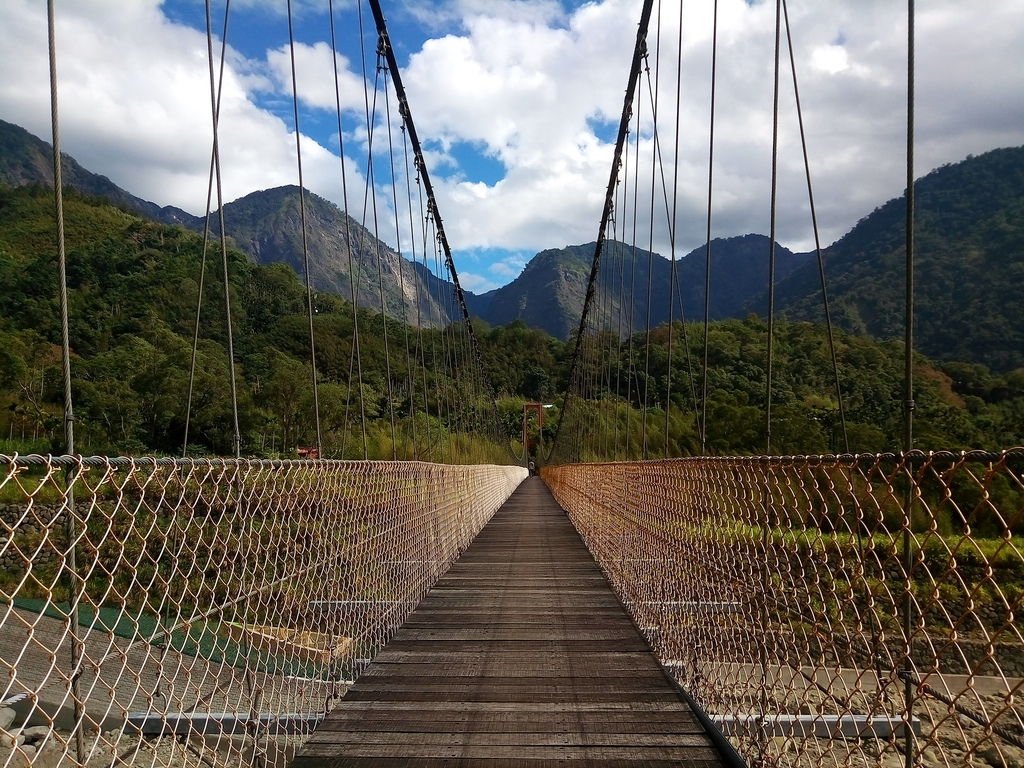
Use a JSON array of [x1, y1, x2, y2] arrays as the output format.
[[543, 449, 1024, 768], [0, 454, 526, 767]]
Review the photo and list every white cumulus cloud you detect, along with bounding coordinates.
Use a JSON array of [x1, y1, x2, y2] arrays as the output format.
[[1, 0, 1021, 285]]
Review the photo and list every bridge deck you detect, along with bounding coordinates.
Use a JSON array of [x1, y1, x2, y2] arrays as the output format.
[[292, 476, 727, 767]]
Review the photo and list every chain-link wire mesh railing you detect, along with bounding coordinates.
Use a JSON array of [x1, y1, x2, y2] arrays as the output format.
[[543, 450, 1024, 767], [0, 455, 525, 767]]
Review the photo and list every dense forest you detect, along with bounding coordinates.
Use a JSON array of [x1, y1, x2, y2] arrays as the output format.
[[1, 186, 1022, 460]]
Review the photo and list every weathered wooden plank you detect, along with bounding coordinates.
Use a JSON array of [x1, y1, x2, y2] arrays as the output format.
[[380, 639, 652, 652], [304, 732, 714, 747], [345, 677, 675, 691], [297, 759, 723, 768], [312, 714, 705, 734], [368, 651, 660, 665], [361, 664, 664, 678], [298, 743, 724, 760], [315, 701, 693, 713], [390, 629, 645, 641], [341, 689, 684, 703], [399, 618, 634, 626]]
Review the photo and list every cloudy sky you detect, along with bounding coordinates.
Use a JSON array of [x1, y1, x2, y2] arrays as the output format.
[[1, 0, 1022, 293]]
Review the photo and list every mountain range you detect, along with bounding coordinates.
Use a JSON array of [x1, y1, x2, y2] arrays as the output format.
[[477, 236, 812, 340], [0, 119, 461, 326], [0, 119, 199, 229], [465, 148, 1024, 372], [773, 146, 1024, 372], [2, 118, 1021, 371]]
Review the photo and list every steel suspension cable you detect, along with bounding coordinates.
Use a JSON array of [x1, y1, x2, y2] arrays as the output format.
[[205, 1, 242, 459], [548, 0, 656, 461], [437, 245, 458, 438], [286, 0, 323, 454], [639, 63, 701, 441], [760, 5, 784, 761], [368, 0, 505, 457], [902, 4, 917, 766], [344, 0, 381, 458], [609, 213, 623, 457], [614, 140, 630, 459], [366, 51, 398, 459], [443, 254, 472, 439], [401, 123, 426, 460], [430, 222, 455, 463], [781, 0, 848, 452], [327, 0, 367, 459], [184, 0, 230, 457], [904, 0, 916, 457], [382, 65, 417, 459], [625, 91, 643, 459], [408, 148, 435, 459], [46, 0, 71, 539], [663, 0, 685, 458], [642, 14, 661, 458], [765, 0, 782, 455], [420, 182, 444, 461], [45, 2, 85, 760], [701, 0, 719, 454], [596, 242, 617, 457]]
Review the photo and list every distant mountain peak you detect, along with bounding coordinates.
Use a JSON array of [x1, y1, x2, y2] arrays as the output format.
[[476, 235, 807, 339], [771, 145, 1024, 371], [0, 118, 201, 229]]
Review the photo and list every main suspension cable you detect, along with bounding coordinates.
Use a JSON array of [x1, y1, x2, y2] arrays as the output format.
[[368, 0, 507, 457], [549, 0, 656, 461]]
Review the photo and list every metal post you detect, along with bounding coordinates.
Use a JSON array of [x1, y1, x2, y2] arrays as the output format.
[[902, 3, 917, 766]]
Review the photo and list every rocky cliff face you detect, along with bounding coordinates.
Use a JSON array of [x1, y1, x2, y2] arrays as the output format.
[[221, 185, 461, 326]]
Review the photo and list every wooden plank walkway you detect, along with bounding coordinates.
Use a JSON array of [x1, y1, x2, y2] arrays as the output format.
[[291, 476, 728, 767]]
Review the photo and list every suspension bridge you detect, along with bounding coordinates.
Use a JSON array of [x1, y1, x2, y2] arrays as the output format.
[[1, 1, 1022, 767]]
